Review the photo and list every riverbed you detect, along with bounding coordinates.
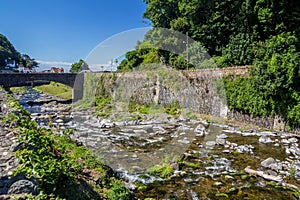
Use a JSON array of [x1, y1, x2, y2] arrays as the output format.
[[16, 87, 300, 199]]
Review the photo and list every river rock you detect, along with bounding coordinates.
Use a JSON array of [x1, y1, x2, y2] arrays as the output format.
[[7, 179, 38, 195], [194, 124, 207, 137], [9, 142, 23, 152], [281, 139, 290, 145], [261, 157, 275, 168], [235, 145, 253, 154], [217, 134, 228, 139], [206, 141, 216, 147], [259, 136, 273, 144], [269, 162, 283, 171], [124, 182, 137, 191], [242, 132, 256, 137], [258, 131, 276, 137], [288, 137, 298, 143], [99, 119, 115, 128], [216, 138, 226, 146]]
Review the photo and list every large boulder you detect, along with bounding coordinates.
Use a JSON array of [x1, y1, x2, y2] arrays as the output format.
[[7, 179, 38, 195]]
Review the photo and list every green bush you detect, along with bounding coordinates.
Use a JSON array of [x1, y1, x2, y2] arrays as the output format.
[[105, 179, 130, 200], [164, 100, 182, 117], [223, 32, 300, 129]]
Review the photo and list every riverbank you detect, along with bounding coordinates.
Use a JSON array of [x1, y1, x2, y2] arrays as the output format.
[[0, 87, 131, 199]]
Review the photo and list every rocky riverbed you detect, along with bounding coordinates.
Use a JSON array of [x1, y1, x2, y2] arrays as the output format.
[[2, 87, 300, 199]]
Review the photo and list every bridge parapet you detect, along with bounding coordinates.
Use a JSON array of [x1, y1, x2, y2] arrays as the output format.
[[0, 73, 83, 101]]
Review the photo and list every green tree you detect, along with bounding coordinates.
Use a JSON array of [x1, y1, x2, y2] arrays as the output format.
[[0, 33, 22, 67], [224, 32, 300, 129], [142, 0, 300, 63], [22, 54, 39, 69], [70, 59, 89, 73]]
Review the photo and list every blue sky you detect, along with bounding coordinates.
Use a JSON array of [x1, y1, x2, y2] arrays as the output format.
[[0, 0, 150, 68]]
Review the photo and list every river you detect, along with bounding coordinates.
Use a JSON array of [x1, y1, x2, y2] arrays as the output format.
[[16, 87, 300, 199]]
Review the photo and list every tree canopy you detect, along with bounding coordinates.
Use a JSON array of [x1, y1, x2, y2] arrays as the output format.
[[118, 0, 299, 71], [0, 33, 38, 69], [69, 59, 90, 73]]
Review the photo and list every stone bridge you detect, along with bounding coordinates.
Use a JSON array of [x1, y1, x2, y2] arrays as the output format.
[[0, 66, 250, 102], [0, 73, 84, 101]]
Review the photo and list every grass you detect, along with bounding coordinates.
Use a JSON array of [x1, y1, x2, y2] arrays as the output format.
[[10, 86, 27, 93], [34, 81, 72, 100], [147, 164, 174, 179]]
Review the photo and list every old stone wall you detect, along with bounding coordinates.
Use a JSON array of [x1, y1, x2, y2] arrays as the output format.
[[85, 66, 293, 132]]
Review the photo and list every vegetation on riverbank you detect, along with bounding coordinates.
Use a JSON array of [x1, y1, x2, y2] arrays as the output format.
[[3, 93, 130, 199], [116, 0, 300, 131], [223, 33, 300, 130], [34, 81, 72, 100]]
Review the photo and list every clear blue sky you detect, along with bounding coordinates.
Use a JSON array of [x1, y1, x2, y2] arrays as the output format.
[[0, 0, 150, 63]]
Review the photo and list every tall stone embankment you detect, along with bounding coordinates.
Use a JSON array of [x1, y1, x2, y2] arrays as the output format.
[[84, 66, 286, 131]]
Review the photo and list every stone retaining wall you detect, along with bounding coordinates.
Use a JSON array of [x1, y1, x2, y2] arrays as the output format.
[[88, 66, 292, 132]]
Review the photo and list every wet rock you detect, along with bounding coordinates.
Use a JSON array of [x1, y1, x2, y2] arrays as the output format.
[[99, 119, 115, 128], [223, 129, 241, 134], [9, 142, 23, 152], [222, 150, 230, 154], [213, 182, 223, 187], [145, 127, 154, 133], [281, 139, 290, 145], [55, 119, 64, 123], [295, 171, 300, 179], [261, 157, 275, 168], [216, 138, 226, 146], [178, 138, 190, 144], [258, 131, 276, 137], [124, 182, 137, 191], [194, 124, 207, 137], [288, 137, 298, 143], [7, 179, 38, 195], [259, 136, 273, 144], [170, 162, 179, 171], [206, 141, 216, 147], [266, 170, 278, 177], [269, 163, 282, 171], [235, 145, 253, 154], [217, 134, 228, 139], [242, 132, 256, 137]]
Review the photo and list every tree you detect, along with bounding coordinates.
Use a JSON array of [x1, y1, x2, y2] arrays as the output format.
[[0, 33, 22, 67], [22, 54, 39, 69], [142, 0, 300, 62], [70, 59, 89, 73]]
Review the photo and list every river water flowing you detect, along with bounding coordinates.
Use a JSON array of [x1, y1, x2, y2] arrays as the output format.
[[16, 87, 300, 199]]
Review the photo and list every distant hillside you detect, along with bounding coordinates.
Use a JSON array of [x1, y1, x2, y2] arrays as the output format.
[[0, 34, 22, 67], [0, 33, 38, 69]]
